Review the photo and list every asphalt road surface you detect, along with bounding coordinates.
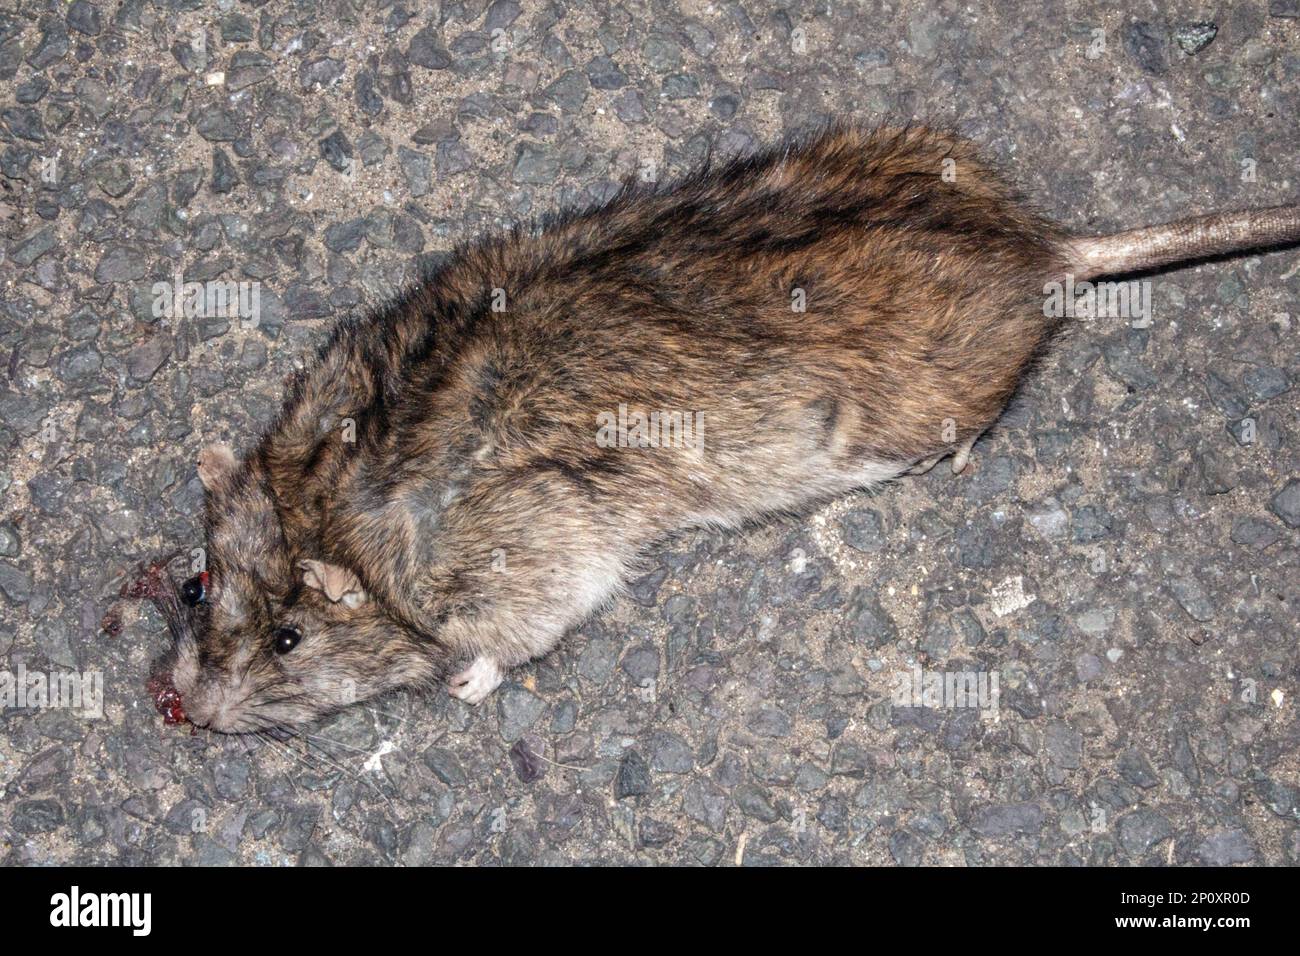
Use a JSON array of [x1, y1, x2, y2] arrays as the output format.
[[1, 0, 1298, 865]]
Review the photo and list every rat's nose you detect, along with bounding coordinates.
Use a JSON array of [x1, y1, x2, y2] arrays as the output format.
[[184, 696, 231, 732], [183, 698, 215, 729], [175, 680, 238, 732]]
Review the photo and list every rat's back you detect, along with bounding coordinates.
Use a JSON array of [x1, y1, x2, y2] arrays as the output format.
[[404, 125, 1066, 474]]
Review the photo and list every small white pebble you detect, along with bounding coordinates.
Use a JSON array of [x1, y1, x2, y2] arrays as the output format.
[[362, 740, 395, 773], [206, 72, 225, 86], [989, 575, 1034, 617], [1106, 648, 1123, 663], [1272, 689, 1284, 709]]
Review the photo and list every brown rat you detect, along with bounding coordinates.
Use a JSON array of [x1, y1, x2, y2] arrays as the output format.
[[136, 125, 1299, 733]]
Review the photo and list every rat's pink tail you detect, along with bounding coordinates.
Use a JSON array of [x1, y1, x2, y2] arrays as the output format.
[[1067, 204, 1300, 279]]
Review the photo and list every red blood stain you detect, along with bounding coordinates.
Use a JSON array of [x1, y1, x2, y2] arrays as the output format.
[[146, 672, 187, 726], [121, 563, 168, 600]]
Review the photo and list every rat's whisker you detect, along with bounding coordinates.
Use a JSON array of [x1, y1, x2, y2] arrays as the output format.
[[293, 729, 375, 756], [254, 731, 305, 797], [254, 731, 311, 785], [273, 729, 396, 808], [359, 703, 411, 725]]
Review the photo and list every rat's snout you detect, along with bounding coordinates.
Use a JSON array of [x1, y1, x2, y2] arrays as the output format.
[[181, 690, 231, 733], [176, 678, 246, 733], [171, 662, 245, 733]]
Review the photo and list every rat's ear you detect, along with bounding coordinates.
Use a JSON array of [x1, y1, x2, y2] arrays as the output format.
[[197, 443, 238, 491], [298, 559, 368, 609]]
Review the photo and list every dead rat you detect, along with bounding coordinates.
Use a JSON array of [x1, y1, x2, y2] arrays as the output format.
[[132, 125, 1299, 733]]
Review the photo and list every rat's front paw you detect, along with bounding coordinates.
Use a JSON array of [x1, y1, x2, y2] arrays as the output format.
[[448, 656, 504, 705]]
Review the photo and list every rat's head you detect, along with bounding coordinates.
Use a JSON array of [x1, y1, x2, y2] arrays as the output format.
[[154, 443, 438, 733]]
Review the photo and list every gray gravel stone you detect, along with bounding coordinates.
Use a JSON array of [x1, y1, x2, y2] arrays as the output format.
[[1269, 479, 1300, 527], [10, 227, 57, 266], [1044, 721, 1083, 770], [211, 148, 239, 193], [841, 508, 886, 551], [1117, 750, 1160, 789], [586, 56, 626, 90], [649, 731, 694, 774], [0, 522, 19, 558], [1118, 808, 1173, 857], [734, 782, 779, 823], [682, 779, 727, 831], [1195, 828, 1255, 865], [398, 146, 432, 197], [512, 141, 559, 184], [614, 749, 651, 799], [1242, 365, 1290, 401], [845, 587, 897, 646], [1174, 22, 1217, 55], [1231, 517, 1279, 549], [13, 799, 65, 834], [408, 27, 451, 70], [319, 131, 355, 173], [94, 244, 148, 282], [496, 685, 546, 742], [1167, 571, 1215, 622], [127, 337, 171, 383], [970, 802, 1044, 838], [66, 1, 102, 36], [889, 828, 925, 866]]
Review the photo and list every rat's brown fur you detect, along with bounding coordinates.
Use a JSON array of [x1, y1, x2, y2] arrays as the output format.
[[164, 124, 1297, 732]]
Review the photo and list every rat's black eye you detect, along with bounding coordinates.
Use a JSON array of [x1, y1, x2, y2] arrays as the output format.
[[180, 574, 207, 606], [273, 626, 302, 655]]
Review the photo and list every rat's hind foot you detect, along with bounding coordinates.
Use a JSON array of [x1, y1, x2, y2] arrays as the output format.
[[951, 435, 979, 474], [448, 655, 504, 705], [909, 433, 981, 477]]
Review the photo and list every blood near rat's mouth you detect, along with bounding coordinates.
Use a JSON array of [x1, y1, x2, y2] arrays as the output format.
[[146, 671, 188, 725], [122, 558, 194, 727]]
